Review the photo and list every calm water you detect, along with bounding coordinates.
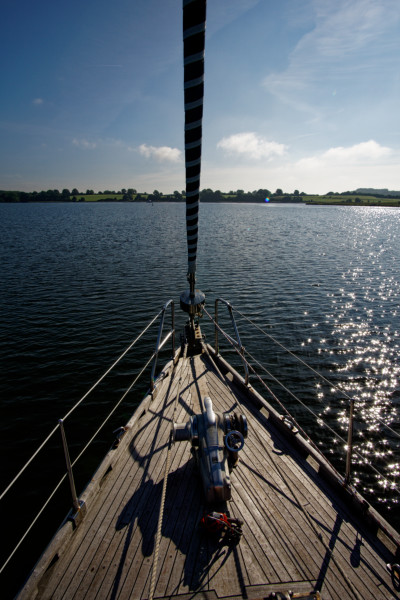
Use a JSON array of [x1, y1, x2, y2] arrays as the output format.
[[1, 202, 399, 595]]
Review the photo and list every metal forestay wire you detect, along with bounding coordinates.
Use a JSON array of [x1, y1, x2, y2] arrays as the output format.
[[202, 306, 400, 496], [234, 307, 400, 442], [0, 309, 163, 504], [183, 0, 206, 285]]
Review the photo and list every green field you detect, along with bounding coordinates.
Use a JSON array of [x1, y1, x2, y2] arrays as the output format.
[[303, 194, 400, 206], [70, 194, 150, 202], [72, 194, 125, 201], [67, 192, 400, 206]]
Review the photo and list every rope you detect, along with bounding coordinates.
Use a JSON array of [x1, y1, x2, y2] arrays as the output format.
[[245, 345, 400, 493], [244, 346, 339, 442], [148, 432, 174, 600], [183, 0, 206, 275], [0, 424, 60, 502], [244, 342, 392, 493], [148, 346, 188, 600], [234, 309, 400, 485], [205, 305, 319, 450], [202, 312, 392, 597], [61, 310, 162, 422], [231, 306, 400, 447], [0, 341, 170, 575]]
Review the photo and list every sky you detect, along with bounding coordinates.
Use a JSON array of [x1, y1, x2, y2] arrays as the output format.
[[1, 0, 399, 195]]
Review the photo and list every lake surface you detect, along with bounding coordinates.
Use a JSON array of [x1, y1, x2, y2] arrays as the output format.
[[1, 202, 399, 594]]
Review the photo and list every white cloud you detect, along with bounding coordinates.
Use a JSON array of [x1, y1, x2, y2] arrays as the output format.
[[297, 140, 392, 169], [217, 132, 287, 160], [33, 98, 43, 105], [139, 144, 182, 163], [323, 140, 391, 161], [72, 138, 97, 149], [200, 139, 399, 195]]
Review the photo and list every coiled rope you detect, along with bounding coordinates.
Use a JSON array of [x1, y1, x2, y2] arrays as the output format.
[[183, 0, 206, 278]]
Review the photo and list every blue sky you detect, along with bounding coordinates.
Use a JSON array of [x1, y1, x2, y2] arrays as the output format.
[[1, 0, 399, 194]]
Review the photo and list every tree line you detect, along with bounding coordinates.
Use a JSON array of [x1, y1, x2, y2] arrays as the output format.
[[0, 188, 304, 203], [3, 187, 397, 204]]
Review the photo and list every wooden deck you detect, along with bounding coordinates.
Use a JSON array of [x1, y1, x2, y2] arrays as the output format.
[[19, 346, 400, 600]]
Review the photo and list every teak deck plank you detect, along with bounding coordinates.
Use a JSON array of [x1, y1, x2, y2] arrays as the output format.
[[20, 350, 399, 600], [248, 418, 392, 591], [235, 403, 388, 598], [48, 362, 184, 599]]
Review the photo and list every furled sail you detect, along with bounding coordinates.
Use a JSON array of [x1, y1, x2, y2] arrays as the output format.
[[180, 0, 206, 317], [183, 0, 206, 278]]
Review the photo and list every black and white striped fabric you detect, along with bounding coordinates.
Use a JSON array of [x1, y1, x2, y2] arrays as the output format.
[[183, 0, 206, 275]]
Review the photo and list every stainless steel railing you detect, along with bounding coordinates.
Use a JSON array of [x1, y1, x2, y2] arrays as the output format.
[[0, 302, 175, 575], [203, 301, 400, 497], [150, 300, 175, 390], [213, 298, 249, 385]]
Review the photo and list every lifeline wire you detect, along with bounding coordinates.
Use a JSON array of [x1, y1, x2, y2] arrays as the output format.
[[0, 341, 171, 576], [203, 305, 400, 496], [235, 306, 400, 441], [0, 310, 163, 502]]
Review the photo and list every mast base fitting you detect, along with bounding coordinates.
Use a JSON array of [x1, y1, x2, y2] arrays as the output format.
[[180, 289, 205, 316]]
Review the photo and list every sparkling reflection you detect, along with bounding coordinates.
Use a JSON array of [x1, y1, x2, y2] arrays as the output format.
[[309, 210, 400, 522]]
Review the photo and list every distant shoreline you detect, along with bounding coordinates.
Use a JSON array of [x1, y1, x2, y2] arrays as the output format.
[[1, 199, 399, 207], [1, 189, 399, 207]]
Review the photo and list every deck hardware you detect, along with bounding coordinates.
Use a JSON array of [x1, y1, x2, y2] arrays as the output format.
[[387, 563, 400, 590], [266, 592, 322, 599], [224, 430, 244, 452], [59, 419, 80, 513], [281, 415, 299, 433], [200, 511, 243, 543], [112, 426, 128, 449], [68, 500, 87, 529], [180, 286, 205, 317], [173, 396, 248, 502]]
